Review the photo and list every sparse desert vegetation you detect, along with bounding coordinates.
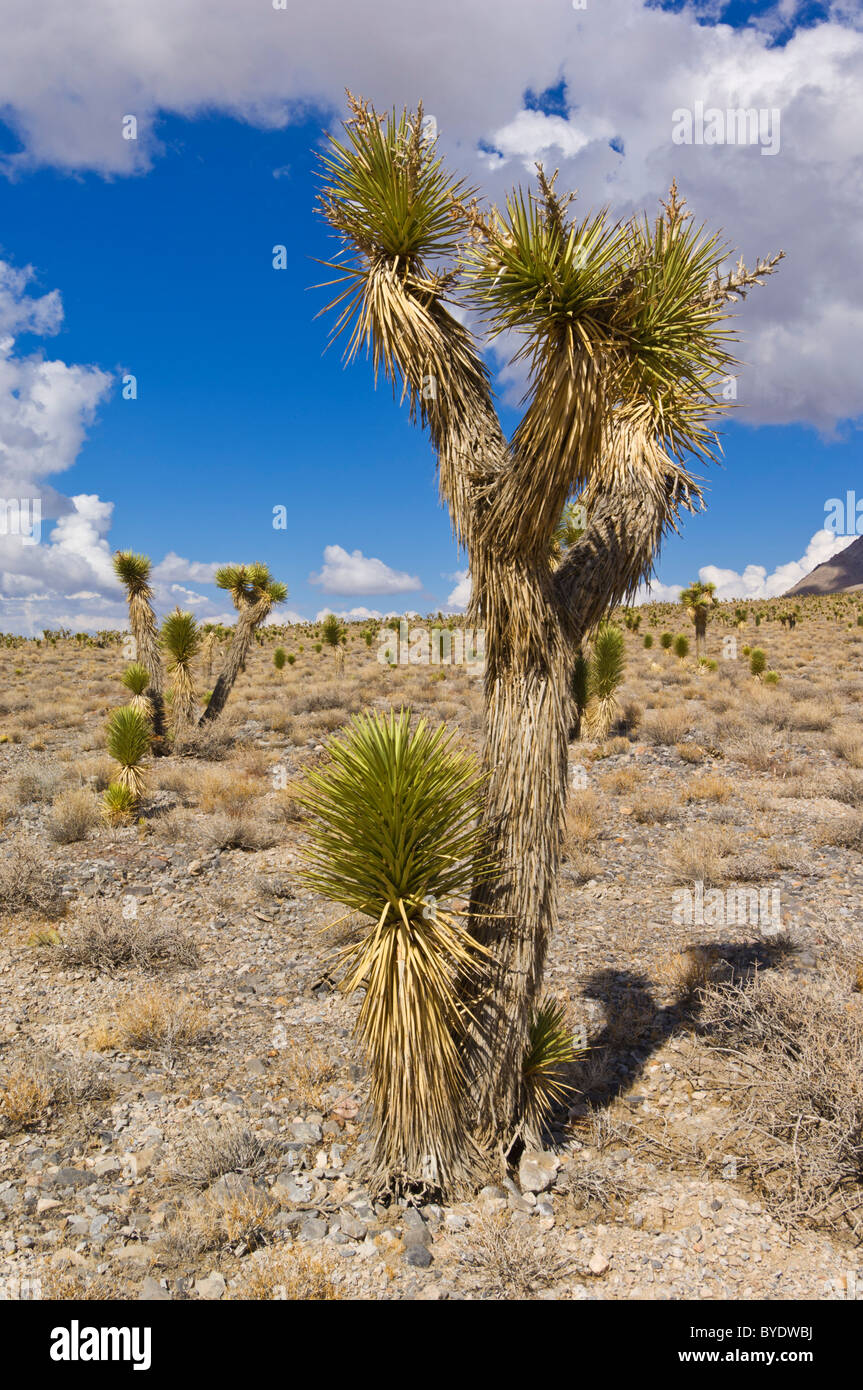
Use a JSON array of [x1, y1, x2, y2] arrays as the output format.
[[1, 590, 863, 1301]]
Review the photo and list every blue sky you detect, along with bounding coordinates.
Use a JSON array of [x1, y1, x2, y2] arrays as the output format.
[[0, 0, 860, 631]]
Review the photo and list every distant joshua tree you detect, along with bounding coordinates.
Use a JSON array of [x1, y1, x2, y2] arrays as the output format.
[[113, 552, 166, 747], [200, 565, 287, 723], [679, 580, 717, 656]]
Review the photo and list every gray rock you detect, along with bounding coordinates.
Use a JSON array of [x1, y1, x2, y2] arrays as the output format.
[[195, 1270, 226, 1300], [139, 1277, 171, 1301], [338, 1210, 369, 1240], [48, 1167, 97, 1190], [289, 1121, 323, 1145], [518, 1150, 560, 1194], [403, 1245, 433, 1268]]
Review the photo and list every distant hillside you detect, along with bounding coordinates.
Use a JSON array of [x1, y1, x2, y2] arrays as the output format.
[[784, 534, 863, 596]]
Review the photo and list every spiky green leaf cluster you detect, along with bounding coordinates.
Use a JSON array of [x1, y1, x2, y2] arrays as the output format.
[[296, 708, 489, 918], [106, 705, 151, 776], [160, 609, 201, 668], [113, 551, 152, 592], [588, 622, 625, 701], [523, 996, 581, 1131], [121, 663, 150, 696]]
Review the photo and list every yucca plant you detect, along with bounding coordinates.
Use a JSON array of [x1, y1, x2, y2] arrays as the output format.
[[680, 579, 717, 656], [102, 780, 137, 825], [201, 565, 287, 723], [315, 92, 781, 1152], [273, 647, 286, 671], [105, 706, 151, 806], [320, 613, 346, 672], [200, 626, 220, 684], [161, 608, 200, 734], [121, 662, 152, 718], [296, 708, 491, 1194], [523, 996, 581, 1134], [660, 631, 674, 651], [750, 647, 768, 678], [569, 649, 590, 741], [585, 622, 626, 740], [113, 551, 165, 745], [673, 634, 690, 661]]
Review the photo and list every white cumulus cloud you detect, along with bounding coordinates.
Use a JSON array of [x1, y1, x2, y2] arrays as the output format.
[[310, 544, 422, 595]]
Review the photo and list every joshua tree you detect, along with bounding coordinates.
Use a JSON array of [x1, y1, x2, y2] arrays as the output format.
[[105, 706, 151, 809], [161, 608, 201, 735], [584, 621, 626, 740], [113, 552, 166, 746], [320, 612, 346, 672], [200, 565, 287, 723], [315, 94, 781, 1164], [201, 626, 221, 684], [273, 646, 287, 670], [673, 633, 690, 661], [120, 662, 152, 718], [680, 579, 717, 656]]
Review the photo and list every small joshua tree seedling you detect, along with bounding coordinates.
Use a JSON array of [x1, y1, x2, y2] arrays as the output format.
[[750, 647, 768, 678], [273, 647, 287, 670], [673, 634, 690, 661]]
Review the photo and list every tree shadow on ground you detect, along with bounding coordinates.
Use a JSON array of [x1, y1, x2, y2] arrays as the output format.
[[553, 934, 797, 1130]]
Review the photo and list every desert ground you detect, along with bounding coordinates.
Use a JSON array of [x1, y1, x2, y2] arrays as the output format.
[[1, 597, 862, 1301]]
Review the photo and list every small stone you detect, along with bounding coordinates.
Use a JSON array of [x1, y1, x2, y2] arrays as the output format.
[[403, 1245, 433, 1268], [588, 1250, 609, 1275], [195, 1271, 226, 1300], [518, 1150, 560, 1194], [290, 1121, 323, 1145], [139, 1277, 171, 1301]]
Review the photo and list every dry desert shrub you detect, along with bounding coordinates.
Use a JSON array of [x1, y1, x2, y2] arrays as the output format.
[[169, 1121, 277, 1190], [686, 774, 733, 803], [172, 717, 236, 760], [161, 1186, 277, 1262], [14, 767, 67, 805], [56, 902, 198, 972], [47, 786, 101, 844], [455, 1211, 574, 1299], [563, 791, 600, 851], [630, 789, 677, 824], [0, 838, 65, 916], [666, 823, 737, 886], [198, 770, 260, 815], [729, 730, 780, 772], [599, 766, 643, 795], [93, 986, 209, 1055], [815, 813, 863, 851], [832, 727, 863, 768], [205, 810, 279, 852], [0, 1051, 110, 1135], [785, 699, 836, 732], [699, 967, 863, 1236], [641, 708, 689, 745], [228, 1246, 345, 1300]]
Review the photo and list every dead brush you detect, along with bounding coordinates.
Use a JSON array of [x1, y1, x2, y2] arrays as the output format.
[[55, 902, 199, 972], [47, 787, 101, 844], [666, 823, 737, 886], [0, 838, 65, 916], [92, 986, 209, 1055], [563, 791, 600, 851], [641, 708, 690, 745], [161, 1187, 277, 1262], [815, 813, 863, 851], [455, 1211, 574, 1299], [686, 774, 733, 803], [630, 789, 677, 824], [698, 966, 863, 1237], [227, 1246, 345, 1300], [169, 1121, 277, 1190], [0, 1051, 110, 1135]]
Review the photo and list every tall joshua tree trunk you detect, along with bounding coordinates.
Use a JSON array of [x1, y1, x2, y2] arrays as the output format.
[[200, 596, 269, 724], [113, 552, 167, 750]]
